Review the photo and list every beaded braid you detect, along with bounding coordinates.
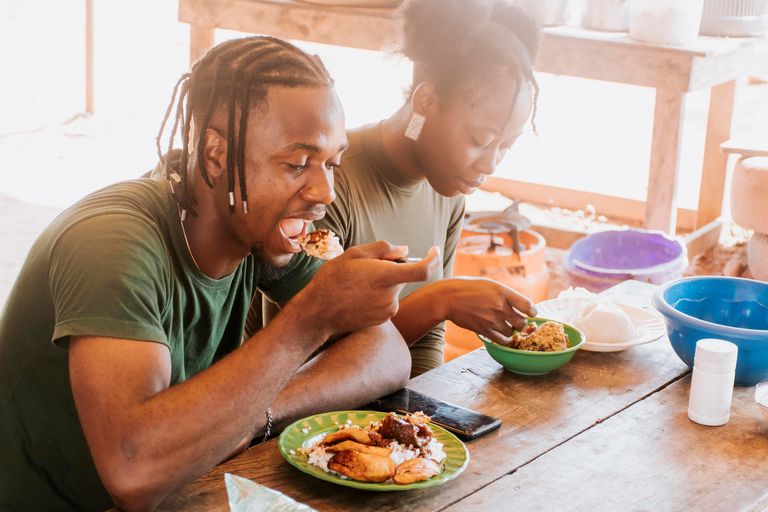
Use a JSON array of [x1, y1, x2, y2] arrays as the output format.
[[156, 36, 334, 219]]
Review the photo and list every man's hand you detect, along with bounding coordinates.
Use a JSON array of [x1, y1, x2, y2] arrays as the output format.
[[296, 241, 440, 336]]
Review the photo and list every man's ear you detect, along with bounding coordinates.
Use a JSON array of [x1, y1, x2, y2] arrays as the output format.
[[412, 82, 439, 117], [200, 128, 227, 181]]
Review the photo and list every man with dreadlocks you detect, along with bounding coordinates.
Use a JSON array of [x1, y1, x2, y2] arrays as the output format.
[[315, 0, 540, 376], [0, 36, 438, 511]]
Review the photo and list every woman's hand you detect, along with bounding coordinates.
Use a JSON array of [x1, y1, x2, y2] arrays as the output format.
[[441, 276, 537, 346]]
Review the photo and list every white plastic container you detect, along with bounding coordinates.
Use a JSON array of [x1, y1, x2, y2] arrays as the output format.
[[629, 0, 704, 45], [515, 0, 572, 26], [688, 338, 738, 426], [699, 0, 768, 37], [582, 0, 631, 31]]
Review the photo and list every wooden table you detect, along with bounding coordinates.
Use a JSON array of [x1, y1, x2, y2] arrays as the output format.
[[156, 280, 768, 511], [177, 0, 760, 246]]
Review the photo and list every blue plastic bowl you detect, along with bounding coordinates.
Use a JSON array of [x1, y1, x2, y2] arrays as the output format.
[[653, 276, 768, 386]]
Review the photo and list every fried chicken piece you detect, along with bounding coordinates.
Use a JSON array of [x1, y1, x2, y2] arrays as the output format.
[[328, 450, 396, 483], [510, 321, 569, 352], [325, 440, 392, 457], [393, 458, 441, 485], [380, 412, 433, 449], [367, 431, 385, 447], [322, 426, 374, 446]]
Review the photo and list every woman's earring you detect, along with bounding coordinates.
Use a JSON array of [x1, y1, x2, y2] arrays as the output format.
[[404, 112, 426, 141]]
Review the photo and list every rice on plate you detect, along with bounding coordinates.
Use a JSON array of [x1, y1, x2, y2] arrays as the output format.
[[298, 412, 446, 485]]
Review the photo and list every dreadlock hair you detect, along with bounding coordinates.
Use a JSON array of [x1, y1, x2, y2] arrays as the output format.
[[394, 0, 542, 134], [156, 36, 334, 219]]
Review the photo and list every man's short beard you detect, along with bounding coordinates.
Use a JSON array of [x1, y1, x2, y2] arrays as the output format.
[[253, 243, 296, 285]]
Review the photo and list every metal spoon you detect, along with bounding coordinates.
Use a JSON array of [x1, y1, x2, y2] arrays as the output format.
[[392, 257, 421, 264]]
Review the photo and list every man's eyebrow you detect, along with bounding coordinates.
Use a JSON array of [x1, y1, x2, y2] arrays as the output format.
[[280, 142, 350, 153], [281, 142, 323, 153]]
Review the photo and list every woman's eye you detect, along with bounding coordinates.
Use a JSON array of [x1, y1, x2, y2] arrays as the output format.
[[325, 162, 341, 171], [472, 137, 493, 149]]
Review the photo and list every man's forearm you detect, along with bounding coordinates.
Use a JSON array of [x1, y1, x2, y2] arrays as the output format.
[[269, 321, 412, 432], [70, 295, 333, 512]]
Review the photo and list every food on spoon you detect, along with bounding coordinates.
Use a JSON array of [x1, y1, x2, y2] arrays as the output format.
[[298, 412, 446, 485], [507, 321, 569, 352], [569, 300, 637, 344], [325, 440, 393, 457], [327, 450, 397, 483], [393, 458, 441, 484], [297, 229, 344, 260]]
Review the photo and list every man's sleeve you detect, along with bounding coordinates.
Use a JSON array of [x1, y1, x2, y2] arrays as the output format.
[[49, 214, 170, 348]]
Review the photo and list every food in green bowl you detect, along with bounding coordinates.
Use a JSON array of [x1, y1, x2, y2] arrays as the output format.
[[478, 317, 586, 375]]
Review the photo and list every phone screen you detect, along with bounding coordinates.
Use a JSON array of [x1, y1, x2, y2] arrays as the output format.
[[371, 388, 501, 440]]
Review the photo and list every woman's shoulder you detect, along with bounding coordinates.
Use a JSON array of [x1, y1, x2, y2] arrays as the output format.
[[341, 123, 378, 163]]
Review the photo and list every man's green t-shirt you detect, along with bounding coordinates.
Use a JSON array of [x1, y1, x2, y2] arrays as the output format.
[[317, 122, 465, 377], [0, 178, 321, 511]]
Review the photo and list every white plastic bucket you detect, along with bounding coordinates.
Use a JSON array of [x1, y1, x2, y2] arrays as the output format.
[[629, 0, 704, 45]]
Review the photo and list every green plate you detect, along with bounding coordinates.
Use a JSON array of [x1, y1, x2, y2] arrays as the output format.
[[278, 410, 469, 491]]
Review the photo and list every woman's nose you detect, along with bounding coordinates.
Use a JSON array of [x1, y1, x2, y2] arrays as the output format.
[[475, 148, 498, 176]]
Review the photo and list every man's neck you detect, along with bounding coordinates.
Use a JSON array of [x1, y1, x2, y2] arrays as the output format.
[[180, 198, 248, 280]]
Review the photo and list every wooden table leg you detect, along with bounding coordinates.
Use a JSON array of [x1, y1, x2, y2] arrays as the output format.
[[85, 0, 94, 114], [190, 24, 215, 67], [696, 79, 737, 230], [645, 89, 686, 235]]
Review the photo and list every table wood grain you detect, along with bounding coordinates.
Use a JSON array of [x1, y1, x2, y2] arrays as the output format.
[[156, 281, 702, 511], [443, 378, 768, 512]]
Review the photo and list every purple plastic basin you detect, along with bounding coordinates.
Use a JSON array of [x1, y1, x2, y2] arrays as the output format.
[[564, 229, 688, 293]]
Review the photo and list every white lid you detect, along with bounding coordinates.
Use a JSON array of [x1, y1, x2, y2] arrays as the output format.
[[694, 338, 738, 369]]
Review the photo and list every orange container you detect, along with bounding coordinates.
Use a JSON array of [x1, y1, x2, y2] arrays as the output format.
[[444, 229, 549, 362]]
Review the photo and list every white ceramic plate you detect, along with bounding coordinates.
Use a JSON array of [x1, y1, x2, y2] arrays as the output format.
[[535, 297, 665, 352]]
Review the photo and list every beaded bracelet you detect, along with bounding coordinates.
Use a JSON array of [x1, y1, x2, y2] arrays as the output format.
[[263, 408, 273, 443]]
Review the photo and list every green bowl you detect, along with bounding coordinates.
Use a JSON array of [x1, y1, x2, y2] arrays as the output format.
[[479, 317, 586, 375]]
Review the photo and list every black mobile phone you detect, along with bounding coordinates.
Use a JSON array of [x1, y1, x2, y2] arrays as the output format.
[[370, 388, 501, 441]]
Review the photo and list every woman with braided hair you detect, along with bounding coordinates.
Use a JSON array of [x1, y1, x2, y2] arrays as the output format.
[[0, 35, 440, 511], [317, 0, 541, 376]]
